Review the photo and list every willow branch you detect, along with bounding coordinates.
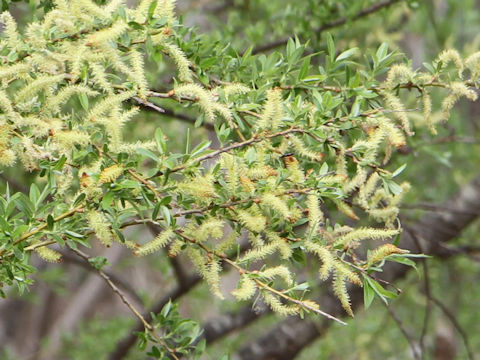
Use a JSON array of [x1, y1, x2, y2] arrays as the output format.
[[429, 296, 475, 360], [70, 246, 180, 360], [249, 0, 402, 54], [234, 172, 480, 360]]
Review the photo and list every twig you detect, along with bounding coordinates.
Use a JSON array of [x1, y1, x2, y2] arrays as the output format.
[[147, 127, 310, 178], [409, 227, 433, 358], [108, 273, 202, 360], [402, 202, 480, 216], [174, 230, 348, 325], [70, 246, 180, 360], [249, 0, 402, 54], [429, 296, 475, 360], [0, 205, 84, 258], [60, 250, 144, 305], [384, 304, 421, 360]]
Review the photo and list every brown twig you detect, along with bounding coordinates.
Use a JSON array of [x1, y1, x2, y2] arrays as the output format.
[[249, 0, 402, 54], [429, 296, 475, 360], [0, 205, 84, 258], [70, 246, 180, 360], [384, 303, 421, 360], [409, 228, 433, 358]]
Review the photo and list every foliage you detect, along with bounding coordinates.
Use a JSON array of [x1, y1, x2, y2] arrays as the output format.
[[0, 0, 479, 358]]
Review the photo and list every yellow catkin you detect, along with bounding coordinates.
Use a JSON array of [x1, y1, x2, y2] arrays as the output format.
[[334, 261, 362, 286], [259, 265, 293, 285], [264, 230, 292, 259], [261, 193, 290, 219], [159, 41, 193, 83], [256, 88, 283, 131], [177, 174, 217, 199], [382, 91, 413, 136], [442, 82, 478, 120], [193, 218, 224, 242], [333, 274, 353, 317], [174, 84, 215, 121], [237, 207, 266, 233], [87, 210, 115, 247], [367, 244, 409, 267], [87, 20, 128, 46], [333, 199, 359, 221], [129, 48, 148, 97], [437, 49, 464, 77], [231, 275, 257, 300], [306, 194, 323, 234], [422, 91, 435, 134], [205, 260, 224, 299], [334, 227, 399, 248], [261, 292, 299, 316], [35, 246, 62, 263], [384, 64, 414, 89], [220, 153, 240, 195], [304, 240, 334, 280], [357, 172, 381, 209], [465, 51, 480, 79], [133, 228, 175, 256], [239, 243, 278, 263], [98, 164, 123, 184]]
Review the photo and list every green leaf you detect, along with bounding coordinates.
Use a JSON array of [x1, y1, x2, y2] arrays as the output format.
[[160, 205, 172, 226], [64, 230, 84, 239], [14, 195, 34, 219], [147, 0, 158, 19], [392, 164, 407, 177], [46, 215, 54, 231], [155, 127, 167, 154], [101, 191, 115, 210], [78, 93, 89, 111], [88, 256, 109, 270], [363, 276, 375, 309], [336, 47, 358, 62], [190, 140, 211, 158], [137, 148, 160, 163], [152, 202, 161, 220], [302, 74, 327, 83], [298, 57, 310, 80], [388, 181, 404, 196], [376, 43, 389, 61], [161, 300, 172, 317], [149, 346, 161, 358], [326, 33, 335, 59], [29, 184, 40, 208], [73, 193, 86, 207]]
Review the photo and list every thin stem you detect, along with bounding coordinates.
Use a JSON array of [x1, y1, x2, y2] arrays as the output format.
[[69, 246, 180, 360], [249, 0, 402, 54], [0, 205, 84, 258], [174, 230, 347, 325], [429, 296, 475, 360], [384, 303, 421, 360]]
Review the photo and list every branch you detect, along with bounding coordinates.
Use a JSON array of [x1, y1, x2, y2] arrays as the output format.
[[137, 99, 216, 131], [41, 246, 124, 358], [429, 296, 475, 360], [108, 273, 202, 360], [109, 236, 254, 360], [249, 0, 403, 54], [70, 247, 180, 360], [234, 172, 480, 359], [384, 303, 421, 360], [60, 250, 144, 305]]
